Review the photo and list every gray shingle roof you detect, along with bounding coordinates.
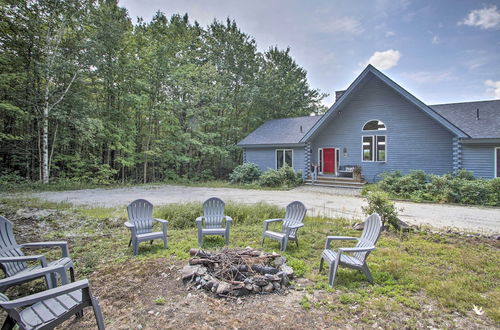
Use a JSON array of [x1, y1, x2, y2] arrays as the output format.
[[430, 100, 500, 138], [237, 115, 322, 146], [238, 100, 500, 147]]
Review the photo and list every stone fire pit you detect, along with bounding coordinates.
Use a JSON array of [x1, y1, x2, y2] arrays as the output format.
[[181, 247, 294, 297]]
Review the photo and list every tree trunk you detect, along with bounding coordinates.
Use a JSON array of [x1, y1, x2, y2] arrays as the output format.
[[42, 83, 50, 183]]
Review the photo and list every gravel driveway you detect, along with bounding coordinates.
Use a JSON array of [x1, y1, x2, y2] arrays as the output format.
[[20, 184, 500, 234]]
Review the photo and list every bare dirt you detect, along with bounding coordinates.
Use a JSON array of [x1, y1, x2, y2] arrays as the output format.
[[65, 258, 495, 329], [18, 184, 500, 234]]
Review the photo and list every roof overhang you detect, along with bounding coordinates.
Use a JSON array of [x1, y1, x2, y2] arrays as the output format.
[[237, 143, 306, 148], [461, 138, 500, 144], [300, 65, 469, 142]]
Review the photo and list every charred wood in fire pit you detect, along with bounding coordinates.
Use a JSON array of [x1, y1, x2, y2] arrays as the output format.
[[251, 264, 279, 275]]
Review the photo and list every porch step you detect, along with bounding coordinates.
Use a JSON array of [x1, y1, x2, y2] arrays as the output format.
[[304, 176, 366, 188]]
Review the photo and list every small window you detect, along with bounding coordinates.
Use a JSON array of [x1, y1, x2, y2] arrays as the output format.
[[362, 137, 373, 161], [376, 136, 386, 161], [363, 120, 386, 131], [276, 149, 293, 169]]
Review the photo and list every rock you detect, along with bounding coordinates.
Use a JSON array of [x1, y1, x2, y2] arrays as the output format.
[[279, 264, 294, 277], [252, 285, 261, 293], [264, 274, 280, 282], [244, 284, 253, 291], [490, 234, 500, 240], [180, 265, 206, 281], [234, 288, 249, 297], [394, 218, 411, 232], [195, 267, 207, 276], [281, 275, 289, 286], [253, 276, 269, 286], [211, 282, 218, 292], [216, 282, 231, 295], [353, 222, 364, 230], [273, 256, 286, 267], [272, 282, 281, 290], [262, 283, 274, 293], [16, 208, 57, 220]]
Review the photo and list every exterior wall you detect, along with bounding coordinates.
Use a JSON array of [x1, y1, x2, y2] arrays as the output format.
[[462, 144, 500, 179], [244, 147, 307, 176], [310, 75, 455, 182]]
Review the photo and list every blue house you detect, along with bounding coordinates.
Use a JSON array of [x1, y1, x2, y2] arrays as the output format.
[[237, 65, 500, 183]]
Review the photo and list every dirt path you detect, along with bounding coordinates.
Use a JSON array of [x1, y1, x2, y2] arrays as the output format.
[[16, 184, 500, 234]]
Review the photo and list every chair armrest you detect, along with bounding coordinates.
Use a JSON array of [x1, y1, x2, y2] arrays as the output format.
[[154, 218, 168, 234], [124, 222, 135, 228], [224, 216, 232, 223], [0, 279, 90, 309], [325, 236, 358, 249], [264, 218, 283, 223], [287, 223, 304, 229], [263, 218, 283, 231], [21, 241, 70, 258], [339, 246, 375, 253], [0, 265, 68, 289], [0, 255, 47, 267], [195, 216, 204, 223]]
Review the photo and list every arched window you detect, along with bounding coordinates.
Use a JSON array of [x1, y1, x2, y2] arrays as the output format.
[[362, 120, 386, 162], [363, 120, 386, 131]]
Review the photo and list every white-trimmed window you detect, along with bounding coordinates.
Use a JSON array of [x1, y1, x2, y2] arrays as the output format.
[[362, 120, 386, 162], [276, 149, 293, 169]]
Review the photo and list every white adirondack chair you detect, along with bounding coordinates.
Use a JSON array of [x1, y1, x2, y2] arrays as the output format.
[[261, 201, 307, 251], [124, 199, 168, 256], [319, 213, 382, 286], [196, 197, 232, 247]]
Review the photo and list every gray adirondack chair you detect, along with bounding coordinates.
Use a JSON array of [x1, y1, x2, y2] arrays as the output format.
[[261, 201, 307, 251], [196, 197, 232, 247], [0, 277, 105, 330], [0, 216, 74, 292], [125, 199, 168, 256], [319, 213, 382, 286]]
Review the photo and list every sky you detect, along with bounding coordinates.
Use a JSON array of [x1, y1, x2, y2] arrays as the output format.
[[119, 0, 500, 106]]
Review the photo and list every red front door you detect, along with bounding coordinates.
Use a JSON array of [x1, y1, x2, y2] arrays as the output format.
[[323, 148, 335, 173]]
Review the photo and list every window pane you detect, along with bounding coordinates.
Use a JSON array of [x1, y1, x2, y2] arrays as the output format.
[[376, 136, 386, 161], [363, 120, 386, 131], [284, 150, 293, 167], [277, 150, 284, 168], [363, 136, 373, 161]]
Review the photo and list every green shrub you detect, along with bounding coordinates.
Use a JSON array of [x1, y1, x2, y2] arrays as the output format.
[[229, 163, 262, 184], [362, 190, 400, 230], [375, 169, 498, 207], [259, 164, 303, 188]]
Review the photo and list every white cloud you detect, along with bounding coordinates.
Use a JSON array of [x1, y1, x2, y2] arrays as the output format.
[[485, 80, 500, 98], [431, 35, 439, 44], [385, 31, 395, 37], [320, 17, 364, 35], [403, 71, 454, 84], [366, 49, 401, 70], [461, 5, 500, 29]]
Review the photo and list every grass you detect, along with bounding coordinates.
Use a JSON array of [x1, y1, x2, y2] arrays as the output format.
[[0, 197, 499, 325], [0, 178, 290, 193]]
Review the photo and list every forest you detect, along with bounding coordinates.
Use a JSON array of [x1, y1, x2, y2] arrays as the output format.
[[0, 0, 326, 184]]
